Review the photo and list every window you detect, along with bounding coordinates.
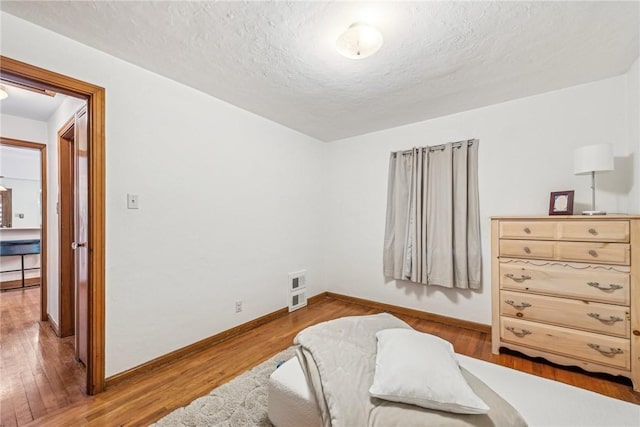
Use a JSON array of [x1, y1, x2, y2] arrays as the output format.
[[383, 140, 481, 289]]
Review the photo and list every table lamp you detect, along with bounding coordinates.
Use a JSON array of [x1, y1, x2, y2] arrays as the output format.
[[573, 143, 614, 215]]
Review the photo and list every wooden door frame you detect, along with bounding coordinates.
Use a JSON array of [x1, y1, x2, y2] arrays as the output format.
[[0, 56, 106, 395], [57, 117, 75, 338], [0, 138, 47, 319]]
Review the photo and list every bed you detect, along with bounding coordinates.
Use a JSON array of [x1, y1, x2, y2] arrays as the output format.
[[268, 313, 640, 427]]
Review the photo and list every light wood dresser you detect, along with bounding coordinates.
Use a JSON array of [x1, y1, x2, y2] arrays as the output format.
[[491, 215, 639, 392]]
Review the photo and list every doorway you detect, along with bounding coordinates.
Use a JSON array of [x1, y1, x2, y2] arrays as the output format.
[[0, 139, 47, 318], [0, 55, 106, 395], [57, 107, 89, 367], [58, 117, 75, 339]]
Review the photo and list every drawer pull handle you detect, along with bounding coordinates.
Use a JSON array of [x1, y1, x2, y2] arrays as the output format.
[[587, 313, 624, 324], [523, 227, 531, 234], [587, 343, 623, 356], [505, 300, 531, 310], [586, 282, 623, 292], [523, 247, 531, 254], [588, 249, 598, 257], [588, 228, 598, 235], [504, 273, 531, 283], [506, 326, 531, 337]]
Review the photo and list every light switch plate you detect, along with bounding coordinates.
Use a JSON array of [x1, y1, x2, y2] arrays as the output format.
[[127, 193, 139, 209]]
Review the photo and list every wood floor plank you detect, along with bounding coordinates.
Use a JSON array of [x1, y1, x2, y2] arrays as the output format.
[[0, 389, 19, 427], [18, 371, 46, 421], [11, 385, 33, 426]]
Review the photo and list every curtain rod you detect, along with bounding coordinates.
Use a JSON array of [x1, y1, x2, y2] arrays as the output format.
[[392, 139, 477, 156]]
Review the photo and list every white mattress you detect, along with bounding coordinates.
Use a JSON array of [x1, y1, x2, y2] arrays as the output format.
[[268, 357, 323, 427], [268, 354, 640, 427]]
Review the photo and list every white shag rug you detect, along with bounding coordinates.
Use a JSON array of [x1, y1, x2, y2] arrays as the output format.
[[151, 347, 297, 427]]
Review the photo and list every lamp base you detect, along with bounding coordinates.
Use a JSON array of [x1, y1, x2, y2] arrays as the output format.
[[582, 210, 607, 215]]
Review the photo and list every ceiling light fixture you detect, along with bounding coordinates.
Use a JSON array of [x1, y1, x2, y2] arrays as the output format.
[[0, 85, 8, 100], [336, 22, 383, 59]]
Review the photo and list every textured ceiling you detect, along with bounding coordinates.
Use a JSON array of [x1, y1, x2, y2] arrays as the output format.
[[2, 1, 638, 142]]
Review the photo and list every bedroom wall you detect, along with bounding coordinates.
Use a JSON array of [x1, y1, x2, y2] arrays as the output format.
[[626, 58, 640, 212], [1, 12, 326, 376], [323, 74, 635, 325]]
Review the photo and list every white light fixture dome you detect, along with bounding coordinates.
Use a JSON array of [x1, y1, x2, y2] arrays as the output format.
[[0, 85, 8, 100], [336, 22, 383, 59]]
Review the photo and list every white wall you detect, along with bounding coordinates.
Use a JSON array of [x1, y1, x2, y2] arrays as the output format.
[[45, 96, 86, 324], [1, 12, 326, 377], [0, 178, 40, 228], [627, 58, 640, 212], [324, 74, 636, 325], [0, 144, 41, 178], [0, 114, 48, 144], [0, 228, 41, 241], [0, 145, 42, 227]]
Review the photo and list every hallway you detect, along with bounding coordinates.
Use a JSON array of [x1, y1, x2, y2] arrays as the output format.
[[0, 287, 86, 426]]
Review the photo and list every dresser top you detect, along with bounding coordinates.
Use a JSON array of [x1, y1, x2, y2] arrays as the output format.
[[491, 214, 640, 220]]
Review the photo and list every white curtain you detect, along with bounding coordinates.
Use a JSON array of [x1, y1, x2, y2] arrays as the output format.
[[383, 140, 481, 289]]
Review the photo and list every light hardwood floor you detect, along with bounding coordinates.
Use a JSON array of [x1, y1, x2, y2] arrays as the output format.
[[0, 287, 85, 427], [1, 289, 638, 426]]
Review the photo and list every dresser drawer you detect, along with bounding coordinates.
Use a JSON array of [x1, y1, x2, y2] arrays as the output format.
[[499, 260, 630, 305], [500, 290, 630, 338], [557, 221, 629, 243], [499, 221, 556, 240], [0, 255, 22, 271], [499, 240, 556, 260], [557, 242, 630, 265], [23, 254, 41, 269], [24, 269, 40, 280], [500, 317, 630, 369], [0, 270, 22, 282]]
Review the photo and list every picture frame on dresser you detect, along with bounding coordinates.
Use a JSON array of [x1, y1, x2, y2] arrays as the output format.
[[549, 190, 574, 215]]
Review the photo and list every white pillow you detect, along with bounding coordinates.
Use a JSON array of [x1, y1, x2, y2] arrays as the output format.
[[369, 328, 490, 414]]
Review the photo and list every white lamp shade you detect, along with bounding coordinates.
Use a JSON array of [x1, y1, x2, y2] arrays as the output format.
[[574, 143, 614, 175], [336, 22, 383, 59]]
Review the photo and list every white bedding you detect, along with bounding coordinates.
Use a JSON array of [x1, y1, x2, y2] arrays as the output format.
[[268, 357, 322, 427], [292, 313, 526, 426], [457, 354, 640, 427], [269, 355, 640, 427]]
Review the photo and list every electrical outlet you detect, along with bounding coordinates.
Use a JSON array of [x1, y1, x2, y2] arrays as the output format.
[[235, 300, 242, 313]]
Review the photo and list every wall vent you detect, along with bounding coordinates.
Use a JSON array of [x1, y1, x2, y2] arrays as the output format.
[[288, 270, 306, 292], [288, 270, 307, 312], [289, 288, 307, 312]]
